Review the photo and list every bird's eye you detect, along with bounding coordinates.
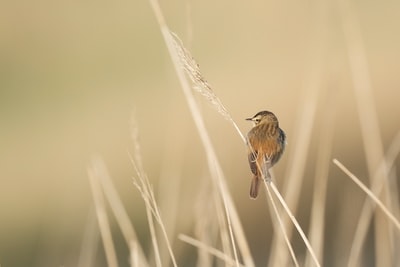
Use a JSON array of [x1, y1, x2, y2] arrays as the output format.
[[255, 118, 260, 123]]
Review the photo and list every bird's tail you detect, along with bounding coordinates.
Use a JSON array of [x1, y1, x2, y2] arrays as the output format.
[[249, 175, 260, 199]]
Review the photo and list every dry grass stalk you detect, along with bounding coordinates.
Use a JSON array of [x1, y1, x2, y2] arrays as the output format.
[[338, 0, 393, 265], [158, 27, 245, 266], [208, 176, 234, 259], [169, 32, 246, 144], [263, 180, 300, 267], [161, 31, 244, 264], [130, 119, 178, 267], [333, 159, 400, 231], [268, 79, 320, 266], [305, 91, 336, 266], [168, 11, 309, 267], [147, 0, 250, 266], [90, 157, 149, 266], [269, 182, 322, 267], [169, 33, 227, 119], [194, 182, 219, 267], [78, 208, 99, 267], [155, 105, 184, 265], [179, 234, 245, 267], [347, 131, 400, 266], [146, 204, 162, 267], [268, 39, 322, 267], [268, 0, 329, 263], [129, 241, 140, 267], [87, 166, 118, 267]]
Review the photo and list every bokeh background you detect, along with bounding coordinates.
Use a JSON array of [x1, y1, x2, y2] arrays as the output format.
[[1, 0, 399, 266]]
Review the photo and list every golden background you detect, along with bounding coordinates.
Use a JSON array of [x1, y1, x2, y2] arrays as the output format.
[[1, 0, 399, 266]]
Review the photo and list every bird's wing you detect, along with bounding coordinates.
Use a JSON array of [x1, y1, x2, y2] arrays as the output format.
[[248, 149, 258, 175]]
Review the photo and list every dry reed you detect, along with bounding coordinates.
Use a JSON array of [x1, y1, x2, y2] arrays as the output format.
[[130, 119, 178, 267], [338, 0, 393, 265], [333, 159, 400, 231], [87, 165, 118, 267]]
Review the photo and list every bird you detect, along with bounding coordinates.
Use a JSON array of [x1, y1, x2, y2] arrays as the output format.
[[246, 110, 286, 199]]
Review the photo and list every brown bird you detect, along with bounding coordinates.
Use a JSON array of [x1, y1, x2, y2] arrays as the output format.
[[246, 111, 286, 199]]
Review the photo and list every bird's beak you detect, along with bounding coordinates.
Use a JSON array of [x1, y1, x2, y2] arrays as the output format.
[[246, 117, 253, 121]]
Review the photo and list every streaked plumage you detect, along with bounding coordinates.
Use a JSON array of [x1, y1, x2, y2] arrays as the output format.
[[246, 111, 286, 199]]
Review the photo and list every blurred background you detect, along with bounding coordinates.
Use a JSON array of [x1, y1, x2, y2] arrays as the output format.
[[1, 0, 399, 266]]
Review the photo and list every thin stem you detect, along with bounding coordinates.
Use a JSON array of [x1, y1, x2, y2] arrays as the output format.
[[270, 182, 321, 267], [179, 234, 245, 267], [147, 205, 162, 267], [333, 159, 400, 231], [146, 1, 245, 266], [263, 181, 300, 267], [88, 168, 118, 267]]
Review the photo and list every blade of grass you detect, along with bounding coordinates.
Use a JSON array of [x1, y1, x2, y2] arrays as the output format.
[[146, 1, 250, 266], [168, 32, 246, 144], [305, 89, 337, 266], [90, 158, 149, 266], [130, 119, 177, 267], [78, 207, 99, 267], [263, 180, 300, 267], [268, 62, 320, 267], [88, 166, 118, 267], [269, 0, 329, 263], [169, 29, 249, 265], [194, 181, 217, 267], [211, 175, 234, 260], [347, 131, 400, 266], [338, 0, 393, 265], [333, 159, 400, 231], [268, 18, 325, 267], [146, 204, 162, 267], [193, 179, 221, 267], [129, 241, 139, 267], [269, 182, 322, 267], [179, 234, 245, 267], [155, 104, 185, 265]]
